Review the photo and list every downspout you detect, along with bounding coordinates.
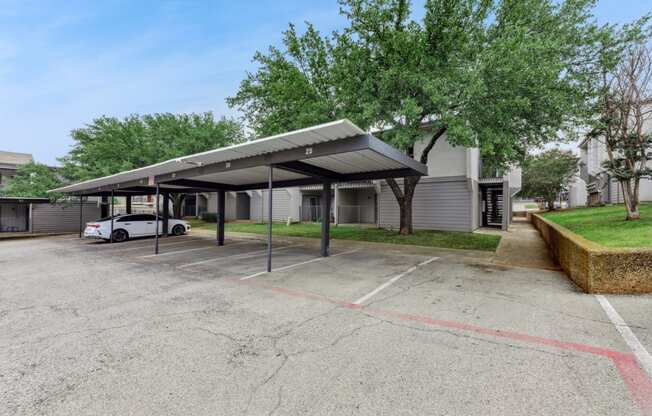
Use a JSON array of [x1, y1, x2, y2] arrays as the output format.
[[334, 184, 339, 226]]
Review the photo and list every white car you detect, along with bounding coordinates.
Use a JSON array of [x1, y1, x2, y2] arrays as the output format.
[[84, 214, 191, 243]]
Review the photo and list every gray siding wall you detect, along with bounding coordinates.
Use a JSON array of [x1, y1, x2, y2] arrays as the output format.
[[225, 193, 236, 221], [471, 180, 480, 230], [205, 192, 237, 220], [606, 178, 652, 204], [378, 176, 474, 232], [250, 191, 262, 222], [32, 202, 101, 233], [337, 188, 376, 223], [250, 189, 291, 222]]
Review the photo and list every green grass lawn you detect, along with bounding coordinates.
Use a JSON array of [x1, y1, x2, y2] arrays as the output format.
[[188, 219, 501, 251], [542, 203, 652, 248]]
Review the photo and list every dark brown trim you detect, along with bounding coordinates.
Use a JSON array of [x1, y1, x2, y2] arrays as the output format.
[[165, 179, 236, 191], [274, 161, 344, 181]]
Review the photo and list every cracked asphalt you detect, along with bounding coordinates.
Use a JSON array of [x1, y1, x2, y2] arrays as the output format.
[[1, 233, 651, 415]]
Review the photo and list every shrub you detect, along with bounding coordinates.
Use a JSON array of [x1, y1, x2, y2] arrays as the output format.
[[201, 212, 217, 223]]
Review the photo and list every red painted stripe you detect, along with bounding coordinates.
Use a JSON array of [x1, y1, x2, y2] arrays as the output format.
[[233, 275, 627, 358], [229, 274, 651, 414], [612, 354, 652, 416], [367, 308, 629, 359]]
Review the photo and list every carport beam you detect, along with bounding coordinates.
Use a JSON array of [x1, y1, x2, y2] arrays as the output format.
[[267, 166, 273, 272], [217, 190, 225, 246], [321, 181, 331, 257]]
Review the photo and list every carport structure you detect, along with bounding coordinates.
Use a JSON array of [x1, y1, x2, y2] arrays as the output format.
[[52, 120, 427, 272]]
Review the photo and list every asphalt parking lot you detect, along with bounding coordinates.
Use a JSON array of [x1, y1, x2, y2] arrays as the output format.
[[1, 233, 651, 415]]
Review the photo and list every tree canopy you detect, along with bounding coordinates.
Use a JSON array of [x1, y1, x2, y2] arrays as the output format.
[[228, 0, 617, 233], [60, 112, 244, 182], [520, 149, 580, 209], [1, 162, 62, 199], [584, 21, 652, 219], [59, 112, 244, 217]]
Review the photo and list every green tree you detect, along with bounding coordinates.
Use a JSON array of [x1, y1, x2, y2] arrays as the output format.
[[520, 150, 580, 210], [2, 162, 63, 199], [585, 21, 652, 220], [229, 0, 610, 234], [60, 112, 244, 217]]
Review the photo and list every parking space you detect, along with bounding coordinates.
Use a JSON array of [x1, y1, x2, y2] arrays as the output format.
[[2, 235, 652, 415]]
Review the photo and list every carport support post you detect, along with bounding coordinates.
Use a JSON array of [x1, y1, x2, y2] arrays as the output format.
[[78, 196, 83, 238], [321, 181, 331, 257], [100, 196, 109, 218], [162, 193, 170, 237], [110, 190, 115, 243], [267, 166, 273, 272], [217, 190, 225, 246], [155, 184, 160, 255], [125, 195, 132, 214]]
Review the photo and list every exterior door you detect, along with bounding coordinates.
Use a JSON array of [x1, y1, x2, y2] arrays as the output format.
[[309, 196, 320, 221], [0, 203, 28, 232], [236, 193, 250, 220], [482, 186, 503, 227], [183, 196, 196, 217]]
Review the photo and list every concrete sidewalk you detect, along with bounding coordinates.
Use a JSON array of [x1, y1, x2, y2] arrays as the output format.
[[492, 218, 559, 270], [0, 232, 73, 241]]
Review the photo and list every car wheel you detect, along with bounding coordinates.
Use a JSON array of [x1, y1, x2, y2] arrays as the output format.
[[172, 224, 185, 236], [112, 229, 129, 243]]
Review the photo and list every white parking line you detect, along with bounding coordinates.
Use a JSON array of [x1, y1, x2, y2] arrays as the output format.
[[104, 238, 207, 253], [353, 257, 439, 306], [240, 248, 361, 281], [140, 240, 252, 258], [85, 236, 200, 250], [596, 295, 652, 379], [177, 244, 302, 268]]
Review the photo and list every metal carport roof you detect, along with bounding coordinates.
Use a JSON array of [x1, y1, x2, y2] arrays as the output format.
[[51, 120, 427, 195], [52, 119, 427, 271]]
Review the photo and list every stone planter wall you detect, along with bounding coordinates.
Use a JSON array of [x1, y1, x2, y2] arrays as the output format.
[[531, 213, 652, 294]]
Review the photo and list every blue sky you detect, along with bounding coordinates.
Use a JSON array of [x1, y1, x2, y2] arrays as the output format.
[[0, 0, 650, 165]]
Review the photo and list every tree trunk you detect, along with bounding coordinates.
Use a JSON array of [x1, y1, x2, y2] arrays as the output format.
[[547, 198, 556, 211], [171, 194, 186, 219], [393, 177, 417, 235], [385, 125, 447, 235], [621, 179, 640, 220]]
